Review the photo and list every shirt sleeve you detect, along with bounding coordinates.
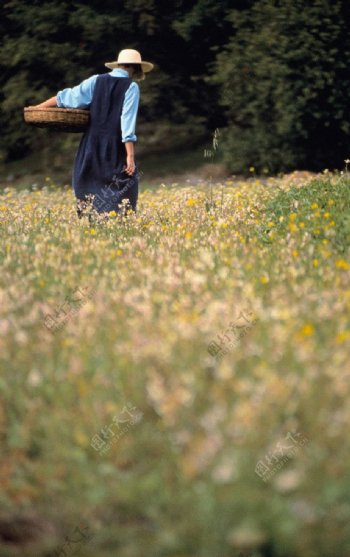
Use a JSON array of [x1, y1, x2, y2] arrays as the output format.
[[56, 75, 98, 109], [121, 82, 140, 143]]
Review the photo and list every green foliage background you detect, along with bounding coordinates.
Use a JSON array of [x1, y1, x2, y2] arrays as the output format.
[[211, 0, 350, 173], [1, 0, 350, 172]]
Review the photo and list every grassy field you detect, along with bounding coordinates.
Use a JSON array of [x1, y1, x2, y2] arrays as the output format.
[[0, 172, 349, 557]]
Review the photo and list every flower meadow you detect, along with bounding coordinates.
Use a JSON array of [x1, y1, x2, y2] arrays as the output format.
[[0, 172, 349, 557]]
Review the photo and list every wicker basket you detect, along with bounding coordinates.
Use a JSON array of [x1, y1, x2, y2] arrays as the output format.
[[23, 107, 89, 133]]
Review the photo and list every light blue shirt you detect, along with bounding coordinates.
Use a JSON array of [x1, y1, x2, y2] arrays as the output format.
[[56, 68, 140, 143]]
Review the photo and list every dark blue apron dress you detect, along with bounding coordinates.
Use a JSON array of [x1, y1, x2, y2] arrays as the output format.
[[73, 73, 139, 217]]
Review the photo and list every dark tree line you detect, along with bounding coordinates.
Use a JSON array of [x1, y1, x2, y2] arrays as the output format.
[[1, 0, 350, 173]]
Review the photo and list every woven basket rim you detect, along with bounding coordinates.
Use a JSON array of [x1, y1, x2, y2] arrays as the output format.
[[24, 106, 89, 115]]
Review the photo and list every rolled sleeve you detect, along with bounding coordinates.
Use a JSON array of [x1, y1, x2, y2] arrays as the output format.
[[56, 74, 98, 109], [121, 82, 140, 143]]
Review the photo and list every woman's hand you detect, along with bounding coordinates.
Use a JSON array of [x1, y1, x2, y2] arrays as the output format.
[[124, 155, 136, 176]]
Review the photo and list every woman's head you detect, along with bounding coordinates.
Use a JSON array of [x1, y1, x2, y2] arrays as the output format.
[[118, 63, 145, 81]]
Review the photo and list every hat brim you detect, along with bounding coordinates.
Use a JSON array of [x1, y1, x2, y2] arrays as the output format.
[[104, 61, 154, 72]]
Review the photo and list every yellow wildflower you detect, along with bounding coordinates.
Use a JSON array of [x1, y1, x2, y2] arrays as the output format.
[[335, 259, 350, 270], [288, 223, 298, 233], [62, 338, 73, 347], [336, 330, 350, 344], [300, 324, 314, 337]]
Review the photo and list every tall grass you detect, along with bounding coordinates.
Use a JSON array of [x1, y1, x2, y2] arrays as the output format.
[[0, 173, 349, 557]]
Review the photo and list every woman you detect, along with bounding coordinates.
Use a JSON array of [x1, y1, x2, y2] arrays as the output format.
[[34, 49, 154, 218]]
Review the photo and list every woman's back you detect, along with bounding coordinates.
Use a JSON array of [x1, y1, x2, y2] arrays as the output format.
[[74, 74, 133, 198], [89, 74, 132, 131]]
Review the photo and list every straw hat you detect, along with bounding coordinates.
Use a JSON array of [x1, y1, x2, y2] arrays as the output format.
[[105, 49, 154, 73]]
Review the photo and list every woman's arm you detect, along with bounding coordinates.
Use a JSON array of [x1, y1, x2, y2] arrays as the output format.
[[122, 82, 140, 176], [33, 76, 98, 110], [33, 96, 58, 108]]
